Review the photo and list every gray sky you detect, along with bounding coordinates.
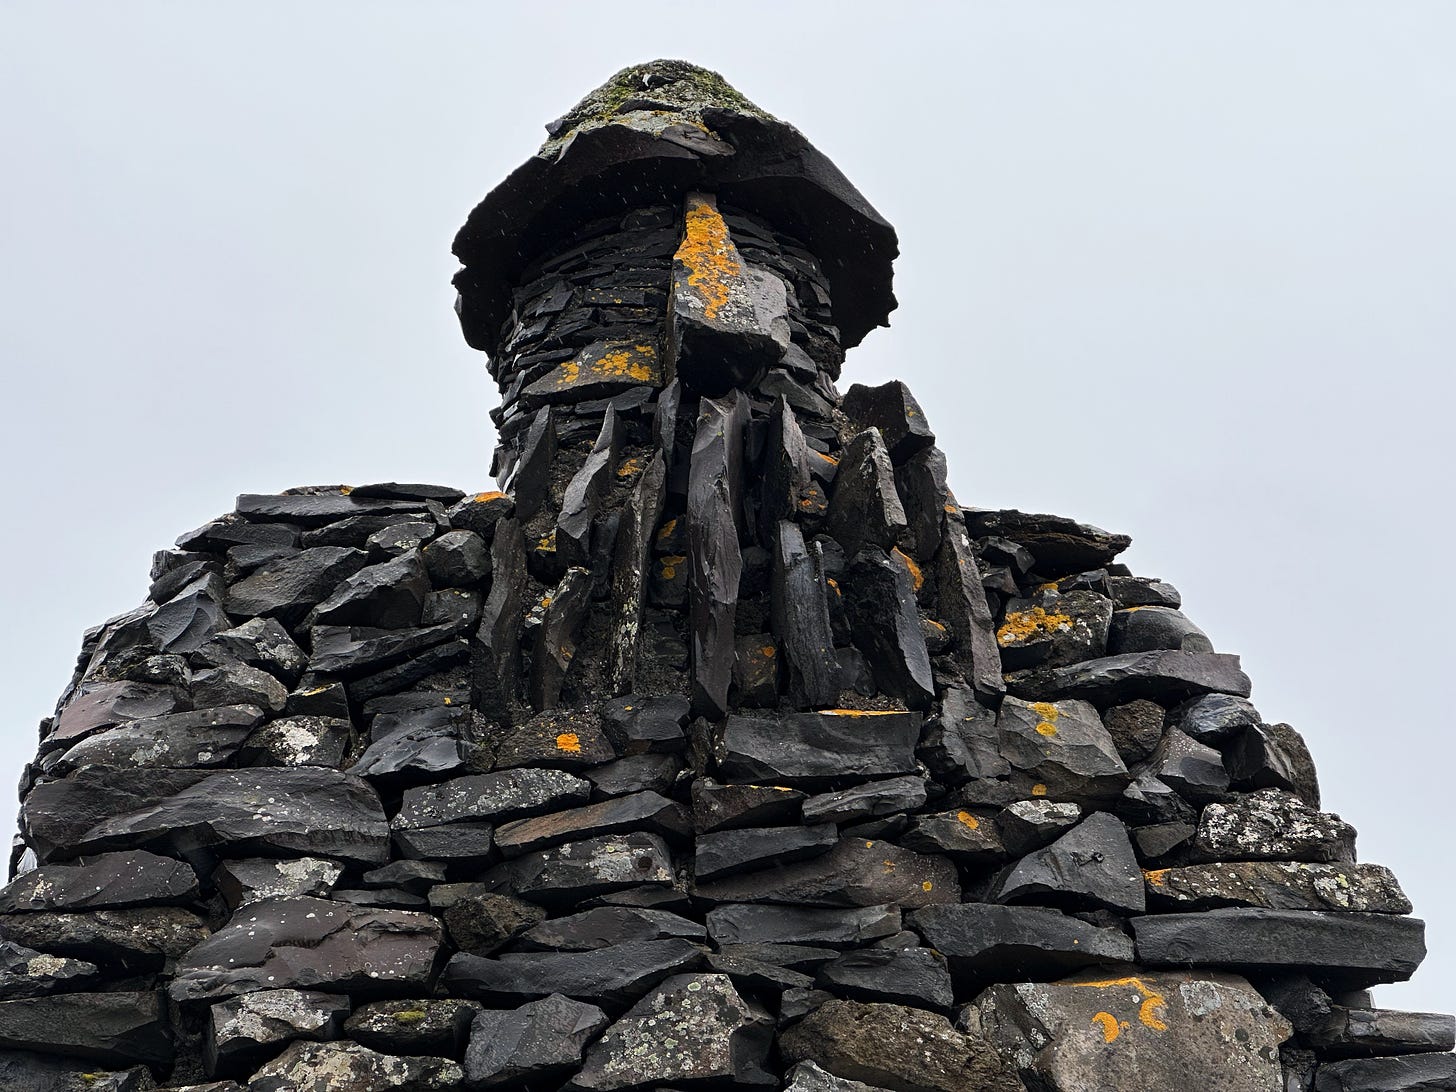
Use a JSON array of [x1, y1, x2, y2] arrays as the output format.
[[3, 2, 1452, 1013]]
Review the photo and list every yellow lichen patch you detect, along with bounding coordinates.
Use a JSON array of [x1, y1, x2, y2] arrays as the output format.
[[537, 530, 557, 551], [1035, 721, 1058, 738], [1068, 977, 1169, 1033], [1030, 701, 1060, 721], [555, 732, 582, 754], [760, 645, 777, 658], [921, 881, 934, 892], [1031, 783, 1049, 797], [675, 196, 741, 320], [892, 548, 924, 592], [824, 709, 902, 717], [997, 607, 1074, 647], [617, 456, 644, 479], [554, 360, 582, 387], [1091, 1011, 1122, 1044], [655, 518, 678, 543], [956, 810, 981, 831], [594, 344, 657, 382], [1143, 868, 1169, 888], [392, 1010, 428, 1024], [339, 485, 353, 495], [473, 491, 507, 503], [660, 554, 685, 580]]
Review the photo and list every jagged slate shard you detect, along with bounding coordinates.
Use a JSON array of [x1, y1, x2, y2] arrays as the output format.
[[802, 776, 928, 825], [705, 904, 902, 948], [714, 710, 919, 783], [816, 947, 954, 1009], [170, 897, 444, 1002], [1145, 861, 1412, 914], [687, 391, 746, 718], [464, 994, 608, 1088], [841, 380, 935, 465], [895, 446, 948, 563], [522, 341, 661, 409], [213, 857, 344, 910], [996, 696, 1129, 802], [992, 811, 1146, 914], [780, 1000, 1020, 1092], [0, 992, 172, 1066], [344, 998, 481, 1056], [485, 832, 675, 906], [51, 704, 263, 773], [1310, 1006, 1456, 1058], [510, 407, 557, 521], [0, 908, 208, 973], [695, 836, 959, 908], [493, 791, 689, 857], [443, 938, 704, 1007], [608, 452, 666, 694], [248, 1040, 463, 1091], [575, 972, 775, 1088], [1131, 908, 1427, 987], [234, 492, 424, 525], [517, 906, 707, 951], [1193, 788, 1357, 863], [773, 521, 841, 707], [961, 509, 1132, 574], [842, 548, 934, 708], [1314, 1053, 1456, 1091], [694, 823, 838, 881], [392, 768, 591, 830], [0, 1052, 155, 1091], [1008, 650, 1253, 704], [784, 1060, 895, 1092], [70, 767, 391, 865], [825, 429, 906, 556], [911, 903, 1135, 980], [936, 506, 1006, 698], [223, 545, 368, 622], [530, 566, 593, 710], [995, 591, 1113, 670], [0, 941, 97, 999], [310, 551, 431, 628], [971, 970, 1291, 1092], [45, 680, 189, 752], [557, 407, 624, 568], [0, 850, 197, 912], [205, 988, 350, 1077], [668, 192, 790, 395], [759, 399, 819, 541], [1226, 720, 1321, 805], [472, 516, 527, 723], [691, 780, 806, 833]]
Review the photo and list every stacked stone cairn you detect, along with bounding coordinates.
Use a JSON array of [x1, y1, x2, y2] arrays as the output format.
[[3, 59, 1451, 1092]]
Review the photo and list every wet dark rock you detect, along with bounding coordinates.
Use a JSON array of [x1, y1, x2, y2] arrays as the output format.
[[901, 809, 1006, 864], [1193, 788, 1356, 863], [757, 398, 821, 545], [205, 988, 349, 1077], [45, 680, 190, 753], [528, 566, 594, 711], [510, 409, 557, 522], [696, 836, 958, 909], [574, 971, 774, 1089], [442, 938, 704, 1008], [437, 890, 544, 956], [1169, 692, 1261, 745], [366, 520, 439, 560], [1132, 908, 1426, 987], [935, 511, 1006, 698], [486, 832, 676, 906], [1309, 1006, 1456, 1058], [714, 710, 919, 784], [224, 546, 368, 623], [996, 799, 1083, 856], [687, 392, 746, 718], [1008, 650, 1253, 705], [1100, 699, 1165, 763], [518, 906, 706, 952], [780, 999, 1019, 1092], [600, 695, 688, 755], [1109, 575, 1182, 608], [996, 697, 1129, 803], [842, 549, 934, 708], [213, 857, 344, 910], [309, 622, 462, 677], [465, 993, 608, 1088], [691, 780, 806, 834], [910, 902, 1135, 981], [558, 408, 624, 569], [995, 591, 1112, 670], [170, 896, 444, 1003], [1226, 721, 1320, 806], [1314, 1052, 1456, 1091], [841, 380, 934, 465], [493, 711, 616, 770], [344, 998, 481, 1057], [991, 811, 1145, 913], [350, 705, 480, 784], [310, 552, 432, 629], [1108, 606, 1212, 653], [53, 704, 263, 773], [1151, 727, 1230, 803], [447, 491, 515, 540], [190, 664, 288, 713], [961, 509, 1131, 575], [826, 429, 906, 557], [0, 992, 172, 1067], [470, 517, 527, 724], [1145, 861, 1412, 913], [235, 492, 424, 526], [494, 791, 689, 858], [816, 947, 953, 1009], [606, 452, 667, 695], [248, 1040, 463, 1090], [0, 906, 207, 973], [918, 688, 1006, 783], [695, 824, 838, 882], [772, 522, 841, 707], [392, 822, 496, 867], [802, 776, 927, 825], [0, 941, 97, 1000], [392, 768, 591, 831], [420, 530, 490, 588], [586, 753, 682, 798]]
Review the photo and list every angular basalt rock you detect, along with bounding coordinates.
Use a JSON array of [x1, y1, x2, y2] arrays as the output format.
[[991, 811, 1146, 914], [961, 509, 1131, 575], [842, 549, 934, 708], [205, 988, 350, 1077], [343, 998, 481, 1057], [1308, 1006, 1455, 1059], [825, 429, 907, 556], [841, 380, 934, 465], [714, 710, 919, 784], [223, 546, 368, 623], [391, 768, 591, 831], [464, 993, 608, 1088], [816, 947, 954, 1010], [1193, 788, 1356, 864], [706, 904, 902, 948], [0, 850, 197, 913], [247, 1040, 463, 1091], [1144, 861, 1412, 914], [0, 941, 98, 1000], [442, 938, 704, 1008], [213, 857, 344, 910], [1007, 650, 1253, 705], [0, 992, 172, 1067], [911, 903, 1135, 982], [517, 906, 707, 951], [0, 907, 209, 972], [1313, 1052, 1456, 1091], [695, 836, 959, 909], [996, 697, 1129, 803], [694, 823, 838, 882]]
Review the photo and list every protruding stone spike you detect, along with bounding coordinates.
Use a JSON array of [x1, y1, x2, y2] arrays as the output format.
[[529, 567, 593, 711], [772, 521, 840, 708], [557, 406, 624, 570], [471, 517, 527, 725], [936, 502, 1007, 699], [825, 428, 906, 556], [608, 451, 667, 695], [509, 405, 557, 521], [842, 549, 934, 710]]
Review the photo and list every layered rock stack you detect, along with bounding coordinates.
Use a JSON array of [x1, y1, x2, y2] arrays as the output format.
[[4, 59, 1451, 1092]]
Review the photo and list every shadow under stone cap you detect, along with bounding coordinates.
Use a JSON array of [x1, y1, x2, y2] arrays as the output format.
[[452, 58, 898, 353]]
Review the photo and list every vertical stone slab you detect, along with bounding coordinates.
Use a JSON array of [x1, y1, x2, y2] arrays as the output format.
[[937, 502, 1006, 699], [608, 452, 667, 695], [529, 566, 594, 712], [472, 517, 527, 725], [557, 406, 624, 569], [772, 521, 840, 709]]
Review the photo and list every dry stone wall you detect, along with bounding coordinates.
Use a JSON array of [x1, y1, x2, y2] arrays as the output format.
[[3, 59, 1452, 1092]]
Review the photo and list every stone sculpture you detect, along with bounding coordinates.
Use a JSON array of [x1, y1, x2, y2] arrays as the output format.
[[2, 58, 1451, 1091]]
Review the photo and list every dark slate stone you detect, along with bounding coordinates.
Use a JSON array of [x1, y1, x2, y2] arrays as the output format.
[[178, 514, 299, 551], [248, 1040, 462, 1090], [706, 904, 902, 951], [586, 753, 682, 798], [349, 704, 480, 784], [433, 889, 544, 956], [936, 508, 1006, 699], [1101, 698, 1165, 763], [189, 664, 287, 713], [205, 988, 350, 1077], [995, 591, 1113, 670], [359, 860, 447, 893], [366, 520, 438, 560], [1143, 859, 1411, 914], [918, 688, 1008, 783], [910, 903, 1135, 981], [992, 811, 1145, 913], [996, 696, 1129, 803], [961, 509, 1131, 574], [213, 857, 344, 910], [574, 972, 775, 1088], [286, 679, 351, 718], [447, 491, 515, 541], [72, 767, 391, 866], [842, 549, 935, 709], [21, 768, 208, 862], [343, 998, 481, 1057], [223, 546, 368, 623], [783, 1060, 895, 1092], [52, 704, 264, 773], [239, 714, 352, 768], [485, 832, 676, 907], [607, 452, 667, 695], [0, 942, 96, 1000], [757, 398, 822, 545], [518, 907, 706, 953], [0, 992, 172, 1067], [170, 896, 444, 1003], [344, 637, 470, 705], [392, 822, 496, 867], [842, 380, 935, 465], [392, 768, 591, 831], [825, 429, 906, 556], [421, 529, 490, 587], [1131, 908, 1426, 987], [494, 791, 690, 858], [1314, 1053, 1456, 1091], [802, 776, 928, 825], [309, 551, 431, 629], [694, 824, 838, 882], [901, 808, 1007, 864], [1109, 605, 1212, 653], [0, 906, 207, 973], [779, 999, 1020, 1092], [557, 406, 624, 570], [464, 993, 609, 1088], [1310, 1006, 1456, 1058], [308, 621, 461, 677], [1227, 721, 1321, 806], [687, 391, 747, 719], [471, 517, 528, 724], [996, 799, 1084, 856], [1109, 575, 1182, 608], [528, 566, 593, 711], [1008, 650, 1253, 705], [196, 617, 306, 683], [234, 492, 423, 525], [714, 710, 919, 784], [771, 521, 841, 708], [422, 586, 483, 629], [816, 947, 954, 1009], [0, 850, 197, 913], [895, 445, 949, 564], [351, 482, 465, 503], [601, 695, 689, 756], [695, 836, 958, 909], [691, 780, 806, 834], [493, 710, 616, 770], [442, 938, 704, 1008], [44, 680, 190, 753], [511, 407, 558, 522], [1193, 788, 1356, 863]]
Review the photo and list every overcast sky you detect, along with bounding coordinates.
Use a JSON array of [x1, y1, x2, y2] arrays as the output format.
[[2, 3, 1452, 1014]]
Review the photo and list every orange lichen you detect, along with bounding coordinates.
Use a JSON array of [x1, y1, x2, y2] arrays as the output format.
[[997, 607, 1074, 647], [616, 456, 644, 479], [955, 810, 981, 830], [659, 555, 685, 580], [1031, 783, 1049, 797], [1091, 1011, 1123, 1043], [1068, 976, 1169, 1033], [675, 197, 740, 320], [655, 518, 678, 543], [593, 344, 657, 382], [555, 732, 582, 753], [760, 645, 776, 658], [921, 881, 934, 892], [892, 548, 924, 592], [473, 491, 507, 503], [1143, 868, 1169, 888]]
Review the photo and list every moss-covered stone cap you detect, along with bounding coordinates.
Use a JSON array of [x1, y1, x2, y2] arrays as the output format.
[[453, 60, 897, 355]]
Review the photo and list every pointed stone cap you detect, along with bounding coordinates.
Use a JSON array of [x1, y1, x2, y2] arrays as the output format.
[[453, 59, 898, 354]]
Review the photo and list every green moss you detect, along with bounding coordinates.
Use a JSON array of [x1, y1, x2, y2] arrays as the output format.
[[393, 1009, 429, 1024]]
